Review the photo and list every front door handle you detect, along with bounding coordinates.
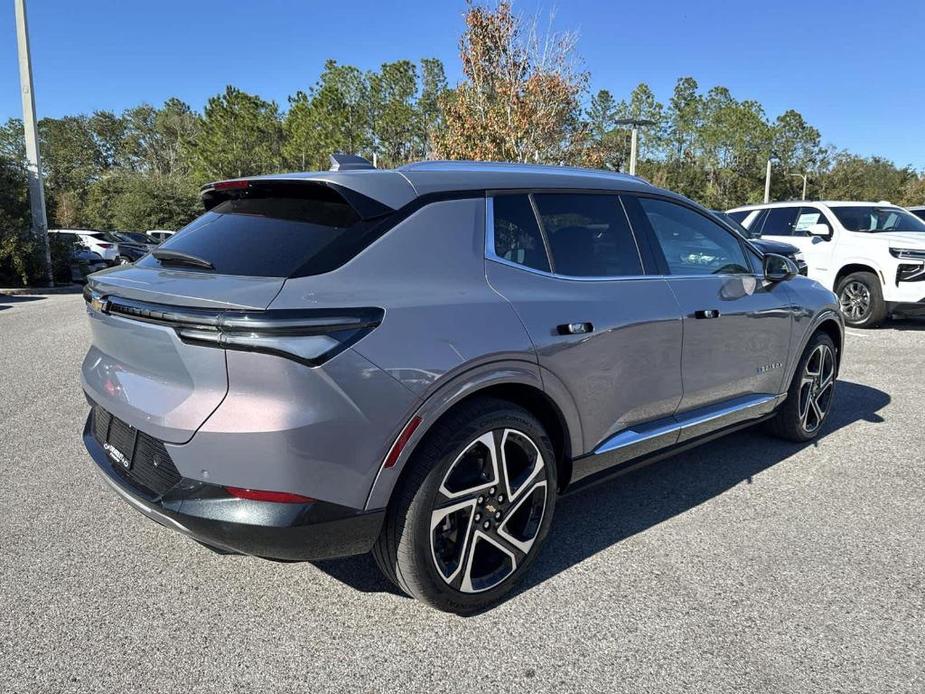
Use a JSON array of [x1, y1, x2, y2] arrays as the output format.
[[557, 322, 594, 335], [694, 309, 720, 319]]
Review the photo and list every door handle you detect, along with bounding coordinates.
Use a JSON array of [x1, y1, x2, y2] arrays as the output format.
[[694, 309, 720, 319], [557, 322, 594, 335]]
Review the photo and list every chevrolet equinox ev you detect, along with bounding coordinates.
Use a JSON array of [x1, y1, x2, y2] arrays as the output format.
[[81, 158, 844, 614]]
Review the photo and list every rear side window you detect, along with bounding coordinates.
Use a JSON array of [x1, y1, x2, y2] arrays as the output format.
[[491, 194, 550, 272], [532, 194, 643, 277], [761, 207, 800, 236], [793, 207, 829, 235], [727, 210, 749, 224], [136, 185, 366, 277], [637, 197, 751, 276]]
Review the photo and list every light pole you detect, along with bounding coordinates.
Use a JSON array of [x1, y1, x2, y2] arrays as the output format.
[[14, 0, 53, 286], [764, 159, 773, 203], [789, 172, 808, 200], [614, 118, 656, 176]]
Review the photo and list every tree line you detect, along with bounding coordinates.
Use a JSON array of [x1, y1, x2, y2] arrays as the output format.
[[1, 0, 922, 285]]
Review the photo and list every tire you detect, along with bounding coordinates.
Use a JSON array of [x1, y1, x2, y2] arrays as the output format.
[[117, 256, 131, 266], [767, 331, 837, 442], [373, 397, 557, 615], [836, 271, 886, 328]]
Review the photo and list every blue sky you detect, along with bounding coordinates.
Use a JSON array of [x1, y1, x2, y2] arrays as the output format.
[[1, 0, 922, 168]]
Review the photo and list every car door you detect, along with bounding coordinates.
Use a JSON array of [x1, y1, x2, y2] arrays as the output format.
[[485, 192, 684, 480], [760, 205, 835, 279], [626, 195, 794, 441]]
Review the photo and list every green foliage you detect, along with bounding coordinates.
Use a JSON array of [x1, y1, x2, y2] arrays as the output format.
[[190, 86, 282, 181]]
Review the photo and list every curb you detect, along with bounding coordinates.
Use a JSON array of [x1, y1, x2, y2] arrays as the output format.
[[0, 285, 83, 296]]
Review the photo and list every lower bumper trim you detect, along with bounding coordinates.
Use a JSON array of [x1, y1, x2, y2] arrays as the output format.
[[84, 413, 384, 561]]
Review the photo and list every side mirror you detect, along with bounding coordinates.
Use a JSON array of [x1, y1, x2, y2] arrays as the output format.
[[808, 223, 830, 237], [764, 253, 798, 282]]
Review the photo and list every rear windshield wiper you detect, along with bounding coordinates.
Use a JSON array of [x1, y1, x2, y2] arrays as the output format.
[[152, 249, 215, 270]]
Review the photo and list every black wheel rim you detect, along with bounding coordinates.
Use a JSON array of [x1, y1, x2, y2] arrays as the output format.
[[430, 428, 548, 594], [798, 344, 835, 434], [839, 281, 870, 322]]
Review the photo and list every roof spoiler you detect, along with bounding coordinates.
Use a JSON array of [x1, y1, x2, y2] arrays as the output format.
[[199, 178, 393, 220], [329, 153, 376, 171]]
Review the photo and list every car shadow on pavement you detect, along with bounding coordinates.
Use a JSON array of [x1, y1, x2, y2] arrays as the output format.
[[883, 317, 925, 331], [0, 294, 46, 311], [311, 380, 890, 606]]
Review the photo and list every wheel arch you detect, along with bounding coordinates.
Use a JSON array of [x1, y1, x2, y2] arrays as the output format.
[[833, 262, 885, 290], [364, 362, 581, 510]]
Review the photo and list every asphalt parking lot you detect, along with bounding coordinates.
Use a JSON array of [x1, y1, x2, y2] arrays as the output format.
[[1, 292, 923, 693]]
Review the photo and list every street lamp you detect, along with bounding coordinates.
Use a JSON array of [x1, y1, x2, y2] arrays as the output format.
[[789, 172, 808, 201], [613, 118, 656, 176], [763, 154, 779, 204]]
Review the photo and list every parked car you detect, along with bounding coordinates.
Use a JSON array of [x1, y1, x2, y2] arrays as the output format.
[[114, 231, 159, 251], [107, 233, 153, 262], [728, 201, 925, 327], [81, 159, 843, 614], [907, 206, 925, 222], [48, 229, 118, 264], [48, 229, 149, 266], [70, 247, 107, 283], [147, 230, 175, 244], [712, 210, 807, 275]]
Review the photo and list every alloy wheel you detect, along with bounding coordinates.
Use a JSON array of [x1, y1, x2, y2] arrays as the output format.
[[798, 343, 835, 434], [430, 428, 548, 594], [839, 281, 871, 322]]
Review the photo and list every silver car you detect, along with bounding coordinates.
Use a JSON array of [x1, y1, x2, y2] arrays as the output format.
[[81, 158, 843, 614]]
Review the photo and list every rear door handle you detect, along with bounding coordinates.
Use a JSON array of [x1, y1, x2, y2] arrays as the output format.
[[694, 309, 720, 319], [557, 322, 594, 335]]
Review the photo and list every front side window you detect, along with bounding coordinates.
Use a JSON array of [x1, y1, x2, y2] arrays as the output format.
[[637, 197, 751, 276], [532, 194, 643, 277], [829, 206, 925, 233], [491, 194, 550, 272], [761, 207, 801, 236]]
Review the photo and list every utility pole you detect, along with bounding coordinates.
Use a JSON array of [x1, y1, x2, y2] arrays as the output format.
[[763, 159, 772, 204], [614, 118, 656, 176], [789, 172, 808, 200], [14, 0, 53, 286]]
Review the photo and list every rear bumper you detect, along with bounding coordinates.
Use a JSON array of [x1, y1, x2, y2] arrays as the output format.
[[83, 412, 384, 561]]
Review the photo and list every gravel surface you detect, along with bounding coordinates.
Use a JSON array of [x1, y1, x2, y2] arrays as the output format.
[[1, 294, 923, 693]]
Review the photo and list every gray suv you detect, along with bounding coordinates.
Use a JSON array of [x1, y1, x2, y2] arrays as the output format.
[[81, 159, 843, 614]]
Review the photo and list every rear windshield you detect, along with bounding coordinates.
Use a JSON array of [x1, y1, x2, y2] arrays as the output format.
[[829, 206, 925, 232], [135, 185, 368, 277]]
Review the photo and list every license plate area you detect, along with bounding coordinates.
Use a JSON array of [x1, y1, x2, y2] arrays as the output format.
[[94, 407, 136, 471]]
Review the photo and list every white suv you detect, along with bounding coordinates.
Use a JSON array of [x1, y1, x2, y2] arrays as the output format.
[[727, 201, 925, 327], [48, 229, 119, 264]]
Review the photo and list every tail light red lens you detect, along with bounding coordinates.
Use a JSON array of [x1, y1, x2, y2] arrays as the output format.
[[224, 486, 315, 504], [97, 243, 113, 249]]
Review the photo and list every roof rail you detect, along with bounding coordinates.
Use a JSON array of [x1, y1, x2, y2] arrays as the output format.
[[329, 153, 376, 171]]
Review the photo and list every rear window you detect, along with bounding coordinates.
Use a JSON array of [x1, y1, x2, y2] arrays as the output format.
[[135, 185, 368, 277]]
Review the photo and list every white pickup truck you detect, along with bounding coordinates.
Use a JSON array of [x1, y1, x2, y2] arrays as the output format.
[[727, 201, 925, 327]]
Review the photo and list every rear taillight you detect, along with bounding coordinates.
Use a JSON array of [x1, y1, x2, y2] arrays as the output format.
[[97, 243, 113, 249], [175, 308, 384, 366], [225, 486, 314, 503], [83, 290, 383, 367]]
